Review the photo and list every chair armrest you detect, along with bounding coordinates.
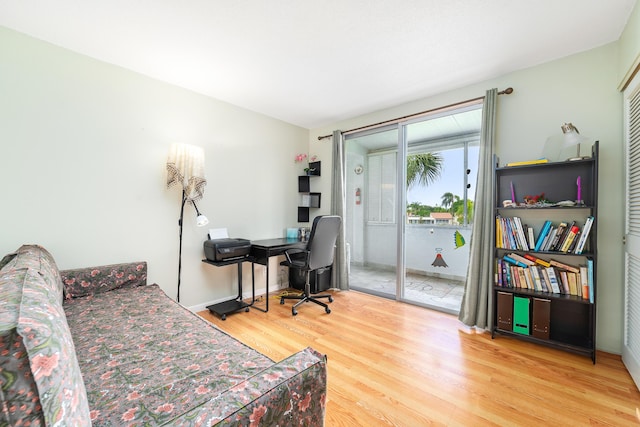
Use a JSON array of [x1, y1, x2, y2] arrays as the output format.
[[283, 248, 308, 265]]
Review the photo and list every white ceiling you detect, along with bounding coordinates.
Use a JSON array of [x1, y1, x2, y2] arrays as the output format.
[[0, 1, 636, 129]]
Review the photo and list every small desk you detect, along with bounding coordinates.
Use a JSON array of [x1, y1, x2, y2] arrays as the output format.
[[250, 238, 305, 313], [202, 256, 254, 320]]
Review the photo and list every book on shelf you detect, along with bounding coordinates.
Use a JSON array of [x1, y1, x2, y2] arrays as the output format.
[[504, 262, 512, 287], [540, 268, 552, 292], [587, 258, 594, 304], [506, 253, 535, 266], [496, 253, 590, 298], [567, 231, 581, 253], [505, 158, 549, 167], [545, 267, 562, 293], [555, 221, 575, 251], [560, 224, 581, 253], [500, 217, 594, 255], [530, 266, 543, 291], [534, 220, 553, 252], [549, 259, 580, 274], [499, 217, 517, 249], [518, 267, 533, 289], [574, 216, 594, 254], [527, 226, 535, 249], [549, 222, 568, 251], [503, 255, 528, 268], [559, 271, 570, 294], [496, 216, 531, 250], [538, 267, 550, 292], [579, 265, 589, 300], [523, 253, 551, 268], [513, 217, 530, 251], [509, 266, 519, 288], [567, 272, 579, 296], [541, 227, 556, 251]]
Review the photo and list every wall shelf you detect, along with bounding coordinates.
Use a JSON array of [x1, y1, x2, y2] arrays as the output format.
[[298, 161, 321, 222]]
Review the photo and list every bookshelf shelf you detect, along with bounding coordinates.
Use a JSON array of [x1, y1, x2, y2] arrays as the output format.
[[491, 142, 598, 363]]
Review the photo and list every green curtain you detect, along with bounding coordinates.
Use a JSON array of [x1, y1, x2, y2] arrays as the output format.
[[458, 88, 497, 328], [331, 130, 349, 290]]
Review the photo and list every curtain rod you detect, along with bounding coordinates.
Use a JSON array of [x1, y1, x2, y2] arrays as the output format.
[[317, 87, 513, 140]]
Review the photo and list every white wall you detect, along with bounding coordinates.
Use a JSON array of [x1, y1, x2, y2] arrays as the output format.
[[311, 43, 625, 353], [618, 1, 640, 88], [0, 27, 309, 308]]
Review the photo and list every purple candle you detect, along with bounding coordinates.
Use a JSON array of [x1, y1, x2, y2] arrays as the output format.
[[577, 176, 582, 202], [510, 181, 515, 203]]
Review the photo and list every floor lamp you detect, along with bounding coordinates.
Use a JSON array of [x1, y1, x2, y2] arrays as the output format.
[[167, 143, 209, 302]]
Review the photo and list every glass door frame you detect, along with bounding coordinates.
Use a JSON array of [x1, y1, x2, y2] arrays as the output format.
[[395, 124, 407, 301], [345, 105, 480, 309]]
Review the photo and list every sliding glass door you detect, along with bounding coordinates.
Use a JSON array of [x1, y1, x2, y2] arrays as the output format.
[[345, 127, 399, 299], [344, 105, 482, 314]]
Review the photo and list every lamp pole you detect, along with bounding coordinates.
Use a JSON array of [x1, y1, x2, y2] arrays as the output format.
[[177, 190, 187, 302], [176, 189, 208, 303]]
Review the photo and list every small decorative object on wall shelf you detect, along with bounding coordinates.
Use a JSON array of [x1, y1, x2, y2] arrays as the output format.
[[295, 154, 320, 175], [306, 161, 321, 176]]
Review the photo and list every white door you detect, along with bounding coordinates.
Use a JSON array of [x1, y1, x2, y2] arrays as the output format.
[[623, 71, 640, 388]]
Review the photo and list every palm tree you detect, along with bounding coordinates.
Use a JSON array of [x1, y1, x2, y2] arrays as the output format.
[[406, 153, 443, 189], [441, 192, 455, 211]]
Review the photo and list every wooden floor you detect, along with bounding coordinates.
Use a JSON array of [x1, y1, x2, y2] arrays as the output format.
[[198, 289, 640, 426]]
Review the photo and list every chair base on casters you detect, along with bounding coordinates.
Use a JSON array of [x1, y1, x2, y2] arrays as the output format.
[[280, 283, 333, 316]]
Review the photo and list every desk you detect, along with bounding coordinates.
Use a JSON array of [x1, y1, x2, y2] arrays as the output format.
[[202, 256, 254, 320], [250, 238, 305, 313]]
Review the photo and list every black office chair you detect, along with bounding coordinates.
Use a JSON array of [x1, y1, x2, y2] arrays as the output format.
[[280, 215, 342, 315]]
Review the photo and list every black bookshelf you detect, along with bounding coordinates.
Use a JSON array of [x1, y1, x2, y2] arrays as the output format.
[[491, 142, 598, 363]]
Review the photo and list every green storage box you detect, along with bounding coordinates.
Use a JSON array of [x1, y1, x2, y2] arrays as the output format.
[[513, 296, 530, 335]]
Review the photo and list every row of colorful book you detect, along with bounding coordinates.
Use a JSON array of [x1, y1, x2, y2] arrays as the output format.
[[496, 215, 594, 254], [495, 253, 594, 303]]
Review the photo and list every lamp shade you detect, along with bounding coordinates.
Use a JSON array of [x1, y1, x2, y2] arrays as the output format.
[[560, 122, 589, 160], [167, 143, 207, 202], [542, 122, 589, 162], [196, 214, 209, 227]]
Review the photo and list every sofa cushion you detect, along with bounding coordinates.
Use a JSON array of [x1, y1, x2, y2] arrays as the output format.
[[63, 284, 275, 426], [61, 261, 147, 299], [0, 263, 91, 426]]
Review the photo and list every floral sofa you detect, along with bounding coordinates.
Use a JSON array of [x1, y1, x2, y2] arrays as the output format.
[[0, 244, 327, 426]]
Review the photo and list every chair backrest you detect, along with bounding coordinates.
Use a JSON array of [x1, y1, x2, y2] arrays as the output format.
[[306, 215, 342, 271]]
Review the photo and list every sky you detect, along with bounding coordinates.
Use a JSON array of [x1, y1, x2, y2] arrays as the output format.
[[407, 146, 479, 207]]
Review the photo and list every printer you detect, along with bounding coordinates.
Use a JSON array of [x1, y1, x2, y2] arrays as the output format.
[[204, 238, 252, 262]]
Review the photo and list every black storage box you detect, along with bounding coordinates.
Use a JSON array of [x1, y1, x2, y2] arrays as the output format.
[[289, 266, 332, 294], [204, 238, 251, 262]]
